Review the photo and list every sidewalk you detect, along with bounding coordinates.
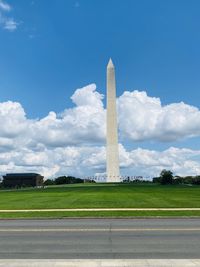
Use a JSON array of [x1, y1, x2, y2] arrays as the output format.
[[0, 259, 200, 267]]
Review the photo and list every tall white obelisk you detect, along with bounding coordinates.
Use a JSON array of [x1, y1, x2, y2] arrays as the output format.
[[106, 58, 120, 182]]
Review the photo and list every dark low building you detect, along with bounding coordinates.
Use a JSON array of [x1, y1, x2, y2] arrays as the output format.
[[2, 173, 44, 188]]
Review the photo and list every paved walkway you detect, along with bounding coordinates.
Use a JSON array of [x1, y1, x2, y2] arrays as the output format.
[[0, 259, 200, 267], [0, 208, 200, 212]]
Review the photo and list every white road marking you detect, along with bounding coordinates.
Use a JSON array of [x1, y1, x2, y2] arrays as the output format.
[[0, 208, 200, 212], [0, 228, 200, 232]]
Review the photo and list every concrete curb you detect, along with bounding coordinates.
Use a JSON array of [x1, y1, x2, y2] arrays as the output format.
[[0, 259, 200, 267]]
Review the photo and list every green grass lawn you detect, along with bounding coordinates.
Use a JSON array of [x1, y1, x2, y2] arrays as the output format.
[[0, 183, 200, 218]]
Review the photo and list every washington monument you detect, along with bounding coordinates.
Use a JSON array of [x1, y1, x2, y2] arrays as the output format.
[[106, 58, 120, 182]]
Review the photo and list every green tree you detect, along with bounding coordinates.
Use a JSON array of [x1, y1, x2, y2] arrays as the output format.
[[160, 169, 173, 185], [54, 176, 84, 185], [192, 176, 200, 185], [55, 176, 68, 185], [43, 179, 55, 186]]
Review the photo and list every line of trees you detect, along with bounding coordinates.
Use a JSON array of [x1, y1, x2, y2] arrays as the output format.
[[44, 176, 84, 186], [153, 169, 200, 185]]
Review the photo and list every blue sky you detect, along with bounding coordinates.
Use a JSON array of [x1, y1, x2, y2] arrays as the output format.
[[1, 0, 200, 178], [1, 0, 200, 116]]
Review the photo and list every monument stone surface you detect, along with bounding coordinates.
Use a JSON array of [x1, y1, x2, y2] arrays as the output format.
[[106, 58, 120, 182]]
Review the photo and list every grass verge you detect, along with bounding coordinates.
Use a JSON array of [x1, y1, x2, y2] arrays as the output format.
[[1, 210, 200, 219]]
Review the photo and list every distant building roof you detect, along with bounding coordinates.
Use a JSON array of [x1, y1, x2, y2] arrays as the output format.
[[5, 173, 41, 177]]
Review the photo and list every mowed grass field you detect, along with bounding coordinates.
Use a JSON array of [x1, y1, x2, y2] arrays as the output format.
[[0, 183, 200, 218]]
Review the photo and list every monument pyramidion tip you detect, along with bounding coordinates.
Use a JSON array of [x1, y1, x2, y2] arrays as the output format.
[[107, 58, 114, 69]]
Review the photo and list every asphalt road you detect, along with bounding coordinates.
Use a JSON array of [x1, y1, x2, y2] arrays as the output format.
[[0, 218, 200, 259]]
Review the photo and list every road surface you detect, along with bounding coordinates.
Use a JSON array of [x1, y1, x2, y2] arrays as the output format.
[[0, 218, 200, 259]]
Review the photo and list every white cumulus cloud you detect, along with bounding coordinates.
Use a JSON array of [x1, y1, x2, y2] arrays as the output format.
[[0, 84, 200, 178], [119, 146, 200, 177], [118, 90, 200, 141], [30, 84, 105, 147]]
